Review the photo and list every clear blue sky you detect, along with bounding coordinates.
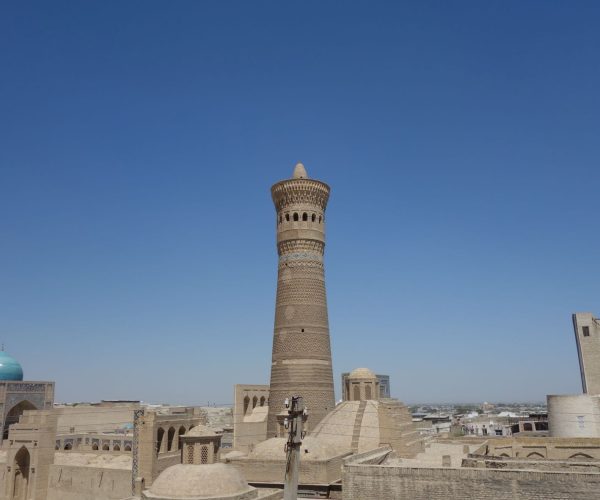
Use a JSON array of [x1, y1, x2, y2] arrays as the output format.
[[1, 1, 598, 405]]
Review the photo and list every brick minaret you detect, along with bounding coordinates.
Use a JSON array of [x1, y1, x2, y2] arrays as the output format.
[[267, 163, 335, 436]]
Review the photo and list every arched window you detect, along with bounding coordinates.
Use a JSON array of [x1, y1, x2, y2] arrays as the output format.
[[156, 428, 165, 456], [252, 396, 258, 409], [293, 213, 299, 221], [113, 444, 121, 451], [312, 214, 316, 222], [365, 384, 372, 400], [64, 443, 72, 450], [167, 427, 176, 451], [244, 396, 250, 415], [260, 396, 266, 406], [285, 213, 290, 222], [92, 443, 99, 451], [178, 426, 186, 450], [201, 445, 209, 464], [102, 444, 110, 451], [124, 445, 132, 452], [302, 212, 308, 221]]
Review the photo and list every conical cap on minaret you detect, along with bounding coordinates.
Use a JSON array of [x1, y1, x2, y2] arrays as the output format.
[[292, 162, 308, 179]]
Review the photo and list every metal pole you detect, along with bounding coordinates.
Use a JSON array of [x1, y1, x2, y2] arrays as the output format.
[[283, 396, 307, 500]]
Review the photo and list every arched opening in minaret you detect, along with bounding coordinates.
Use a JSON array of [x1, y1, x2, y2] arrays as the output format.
[[260, 396, 265, 406], [302, 212, 308, 221], [252, 396, 258, 409], [312, 213, 316, 222], [244, 396, 250, 415], [293, 213, 299, 221], [285, 213, 290, 221]]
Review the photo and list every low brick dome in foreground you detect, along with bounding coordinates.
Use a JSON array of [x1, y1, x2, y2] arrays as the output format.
[[144, 463, 251, 499]]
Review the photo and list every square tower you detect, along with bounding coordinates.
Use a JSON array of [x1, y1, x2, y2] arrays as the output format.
[[573, 312, 600, 394]]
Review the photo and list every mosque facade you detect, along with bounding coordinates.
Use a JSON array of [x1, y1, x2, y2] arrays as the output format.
[[0, 351, 54, 441]]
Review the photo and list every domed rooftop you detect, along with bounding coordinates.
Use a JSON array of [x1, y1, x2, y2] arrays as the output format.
[[184, 424, 218, 437], [145, 464, 251, 499], [348, 367, 376, 379], [0, 351, 23, 381], [311, 400, 380, 453], [248, 435, 345, 461], [292, 162, 308, 179]]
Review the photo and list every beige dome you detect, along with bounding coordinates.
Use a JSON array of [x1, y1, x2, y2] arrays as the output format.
[[348, 367, 376, 379], [311, 400, 422, 457], [146, 464, 251, 499], [312, 400, 380, 453], [184, 424, 218, 437], [292, 162, 308, 179], [248, 436, 344, 460]]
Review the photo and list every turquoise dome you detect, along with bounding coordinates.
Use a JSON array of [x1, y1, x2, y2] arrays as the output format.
[[0, 352, 23, 381]]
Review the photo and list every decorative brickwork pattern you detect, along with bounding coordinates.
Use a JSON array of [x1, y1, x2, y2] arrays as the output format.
[[267, 167, 335, 436], [131, 408, 145, 495]]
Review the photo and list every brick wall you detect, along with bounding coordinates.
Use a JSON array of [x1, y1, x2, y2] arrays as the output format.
[[47, 465, 131, 500], [343, 464, 600, 499]]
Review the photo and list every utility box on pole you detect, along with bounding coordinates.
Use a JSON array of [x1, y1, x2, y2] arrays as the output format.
[[283, 396, 307, 500]]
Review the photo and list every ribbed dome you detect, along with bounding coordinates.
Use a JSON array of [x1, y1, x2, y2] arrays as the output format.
[[248, 436, 345, 460], [0, 352, 23, 381]]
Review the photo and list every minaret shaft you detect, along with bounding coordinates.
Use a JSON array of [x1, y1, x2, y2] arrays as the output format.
[[267, 166, 335, 436]]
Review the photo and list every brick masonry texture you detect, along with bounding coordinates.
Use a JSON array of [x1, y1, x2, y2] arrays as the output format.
[[342, 464, 600, 500], [267, 167, 335, 436]]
